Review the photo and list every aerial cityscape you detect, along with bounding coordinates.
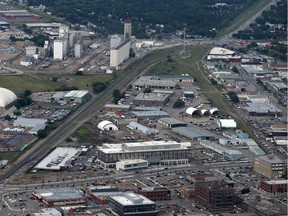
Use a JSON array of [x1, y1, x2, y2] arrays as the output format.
[[0, 0, 287, 216]]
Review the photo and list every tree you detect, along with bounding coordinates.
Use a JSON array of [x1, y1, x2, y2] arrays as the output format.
[[112, 89, 124, 104], [52, 77, 58, 82], [75, 71, 83, 76], [4, 115, 12, 121], [227, 91, 239, 103], [143, 88, 152, 93], [210, 78, 217, 85], [173, 99, 185, 108], [23, 89, 32, 97], [37, 129, 48, 138], [92, 82, 107, 93]]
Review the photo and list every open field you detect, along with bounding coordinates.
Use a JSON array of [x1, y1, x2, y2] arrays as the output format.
[[0, 152, 20, 161], [216, 0, 272, 38], [0, 74, 61, 94]]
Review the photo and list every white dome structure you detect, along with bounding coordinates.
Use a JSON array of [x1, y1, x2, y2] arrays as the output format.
[[186, 107, 201, 116], [0, 87, 17, 108], [209, 108, 219, 115], [98, 120, 118, 131], [201, 109, 210, 117]]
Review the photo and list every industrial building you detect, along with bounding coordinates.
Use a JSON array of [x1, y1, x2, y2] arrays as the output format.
[[133, 106, 162, 111], [132, 76, 177, 89], [0, 21, 10, 31], [14, 117, 47, 129], [133, 93, 170, 107], [97, 120, 118, 131], [130, 110, 170, 120], [32, 208, 62, 216], [0, 131, 35, 152], [34, 147, 81, 171], [158, 74, 194, 83], [0, 87, 17, 108], [116, 159, 149, 171], [96, 140, 189, 168], [53, 38, 68, 60], [217, 119, 237, 129], [158, 117, 187, 128], [244, 102, 282, 116], [185, 107, 202, 117], [259, 180, 288, 194], [254, 155, 286, 179], [25, 22, 62, 30], [110, 39, 130, 67], [183, 91, 194, 98], [152, 89, 174, 95], [64, 90, 89, 103], [86, 186, 122, 205], [32, 188, 85, 207], [172, 126, 216, 141], [137, 187, 171, 201], [109, 192, 157, 216], [0, 10, 41, 20], [200, 140, 243, 160], [195, 181, 235, 213], [243, 139, 266, 156], [104, 104, 131, 112], [127, 122, 159, 136]]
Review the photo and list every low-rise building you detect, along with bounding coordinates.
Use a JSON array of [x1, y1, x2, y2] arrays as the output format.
[[195, 181, 234, 213], [132, 76, 177, 89], [254, 155, 286, 179], [127, 122, 158, 136], [32, 188, 85, 207], [32, 208, 62, 216], [130, 110, 170, 120], [116, 159, 149, 171], [172, 127, 216, 141], [244, 102, 282, 116], [133, 93, 170, 107], [64, 90, 89, 103], [259, 180, 288, 194], [109, 192, 157, 216], [137, 187, 171, 201], [86, 186, 122, 205], [158, 117, 187, 128]]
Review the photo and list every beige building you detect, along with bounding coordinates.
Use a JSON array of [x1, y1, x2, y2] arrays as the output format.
[[254, 155, 286, 179]]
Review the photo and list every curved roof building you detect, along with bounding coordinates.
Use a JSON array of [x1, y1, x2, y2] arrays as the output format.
[[201, 109, 210, 116], [186, 107, 201, 116], [98, 120, 118, 131], [0, 87, 17, 108], [209, 108, 219, 115]]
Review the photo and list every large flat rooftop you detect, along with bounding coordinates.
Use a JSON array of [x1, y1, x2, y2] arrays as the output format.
[[33, 188, 83, 201], [134, 93, 169, 102], [110, 192, 154, 206]]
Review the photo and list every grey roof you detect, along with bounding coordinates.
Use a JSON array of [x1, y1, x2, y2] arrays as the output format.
[[249, 145, 266, 156], [104, 104, 131, 109], [134, 106, 162, 111], [131, 111, 169, 118], [245, 103, 282, 113], [127, 121, 158, 135], [134, 93, 169, 102], [133, 76, 177, 87], [34, 188, 83, 201], [158, 74, 193, 80], [158, 117, 187, 126], [257, 155, 283, 164], [172, 127, 216, 139]]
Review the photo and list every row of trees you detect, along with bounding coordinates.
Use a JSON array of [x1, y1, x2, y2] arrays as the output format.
[[27, 0, 257, 38]]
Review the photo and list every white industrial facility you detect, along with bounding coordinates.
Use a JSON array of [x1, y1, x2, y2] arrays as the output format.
[[217, 119, 237, 128], [34, 147, 81, 171], [127, 121, 159, 136], [0, 87, 17, 108]]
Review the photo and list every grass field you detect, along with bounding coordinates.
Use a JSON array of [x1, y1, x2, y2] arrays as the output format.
[[216, 0, 272, 38], [0, 152, 20, 161], [0, 74, 61, 94]]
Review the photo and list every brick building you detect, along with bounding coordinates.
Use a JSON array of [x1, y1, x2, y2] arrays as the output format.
[[195, 181, 234, 213], [260, 180, 288, 194], [137, 187, 171, 201]]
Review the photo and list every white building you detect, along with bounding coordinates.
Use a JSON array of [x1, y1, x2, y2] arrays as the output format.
[[53, 39, 68, 60], [124, 21, 132, 39], [127, 121, 158, 136], [110, 35, 123, 49], [217, 119, 237, 128], [64, 90, 89, 103], [0, 87, 17, 108], [97, 120, 118, 131], [74, 43, 82, 58], [116, 159, 148, 171], [110, 40, 130, 67]]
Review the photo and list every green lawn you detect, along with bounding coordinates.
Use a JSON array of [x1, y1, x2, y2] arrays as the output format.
[[0, 152, 20, 161], [216, 0, 272, 38], [0, 74, 61, 94]]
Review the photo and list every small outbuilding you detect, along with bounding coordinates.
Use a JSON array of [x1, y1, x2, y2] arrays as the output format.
[[98, 120, 118, 131], [186, 107, 201, 117]]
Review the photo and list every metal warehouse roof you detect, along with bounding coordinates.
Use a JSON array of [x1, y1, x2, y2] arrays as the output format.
[[64, 90, 88, 98], [33, 188, 83, 201], [209, 47, 235, 55], [172, 127, 216, 139]]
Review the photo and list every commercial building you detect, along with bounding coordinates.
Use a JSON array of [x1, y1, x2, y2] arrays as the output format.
[[254, 155, 286, 179], [13, 117, 47, 128], [109, 192, 157, 216], [132, 76, 177, 89], [67, 206, 101, 215], [133, 93, 170, 107], [259, 180, 288, 194], [110, 39, 130, 67], [137, 187, 171, 201], [0, 87, 17, 108], [152, 89, 174, 95], [172, 126, 216, 141], [130, 110, 170, 120], [32, 208, 62, 216], [243, 139, 266, 156], [116, 159, 149, 171], [0, 10, 41, 20], [86, 186, 122, 205], [127, 122, 159, 136], [32, 188, 85, 207], [207, 47, 240, 62], [64, 90, 89, 103], [34, 147, 81, 171], [96, 140, 189, 168], [158, 117, 187, 128], [195, 181, 234, 213]]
